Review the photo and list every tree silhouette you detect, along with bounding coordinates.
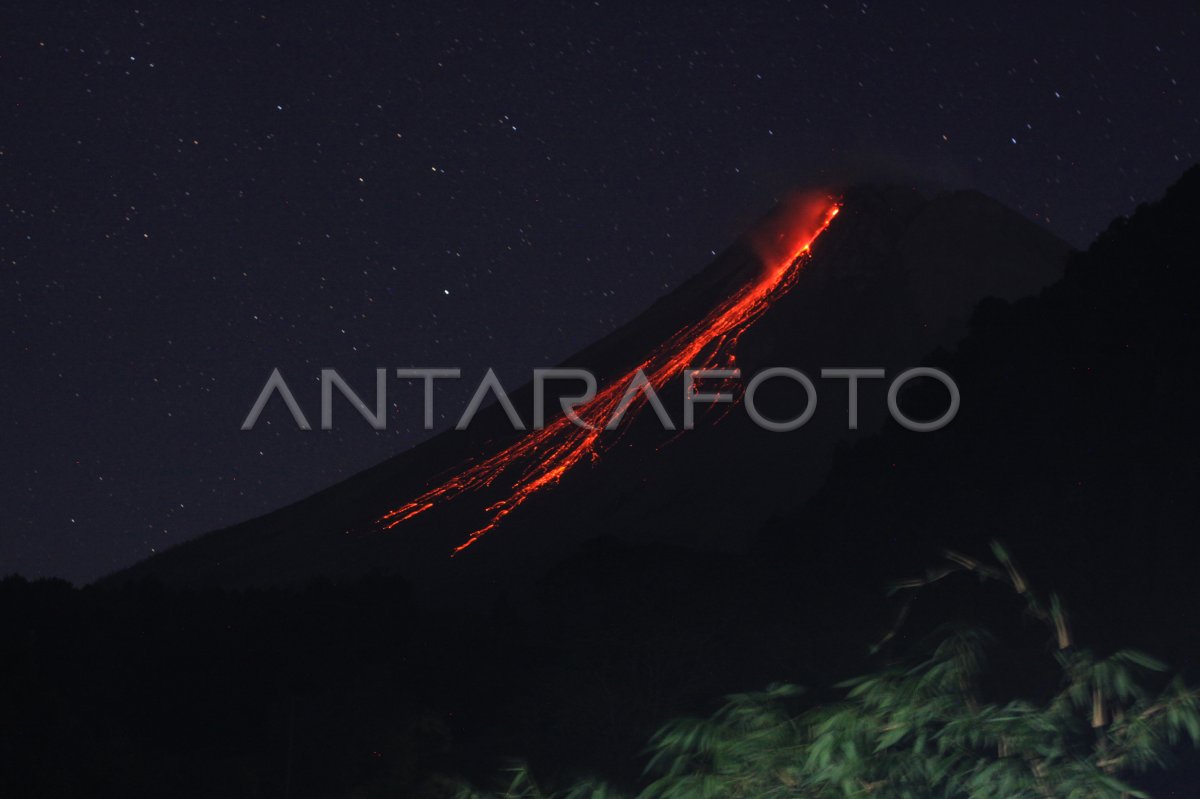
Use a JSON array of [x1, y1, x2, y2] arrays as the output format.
[[460, 543, 1200, 798]]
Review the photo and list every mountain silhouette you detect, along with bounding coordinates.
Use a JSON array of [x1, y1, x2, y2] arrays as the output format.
[[16, 169, 1200, 798], [763, 165, 1200, 665], [108, 184, 1068, 594]]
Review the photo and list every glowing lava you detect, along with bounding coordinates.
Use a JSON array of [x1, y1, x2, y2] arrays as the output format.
[[379, 194, 841, 553]]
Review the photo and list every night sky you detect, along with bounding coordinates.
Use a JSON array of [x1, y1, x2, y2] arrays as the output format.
[[3, 1, 1197, 584]]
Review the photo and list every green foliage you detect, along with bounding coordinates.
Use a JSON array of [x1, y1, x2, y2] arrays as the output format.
[[458, 543, 1200, 799]]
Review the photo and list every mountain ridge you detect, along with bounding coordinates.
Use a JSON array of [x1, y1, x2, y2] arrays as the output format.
[[106, 183, 1069, 593]]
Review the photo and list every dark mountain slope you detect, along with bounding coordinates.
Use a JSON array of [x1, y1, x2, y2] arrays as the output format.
[[10, 173, 1197, 798], [108, 185, 1067, 593], [499, 167, 1200, 789], [761, 165, 1200, 665]]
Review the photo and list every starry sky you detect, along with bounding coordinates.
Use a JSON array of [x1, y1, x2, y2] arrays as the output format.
[[3, 1, 1197, 583]]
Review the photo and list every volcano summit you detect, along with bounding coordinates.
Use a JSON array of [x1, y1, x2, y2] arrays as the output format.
[[112, 184, 1069, 593]]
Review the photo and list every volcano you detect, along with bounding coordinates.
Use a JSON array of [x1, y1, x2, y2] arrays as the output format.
[[110, 185, 1069, 594]]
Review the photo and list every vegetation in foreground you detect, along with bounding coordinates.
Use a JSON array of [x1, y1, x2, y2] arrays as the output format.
[[459, 543, 1200, 799]]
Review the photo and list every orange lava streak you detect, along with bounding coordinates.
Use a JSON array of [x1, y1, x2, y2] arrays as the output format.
[[379, 196, 841, 554]]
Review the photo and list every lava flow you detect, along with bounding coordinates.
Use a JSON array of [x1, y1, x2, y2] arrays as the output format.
[[379, 194, 841, 554]]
